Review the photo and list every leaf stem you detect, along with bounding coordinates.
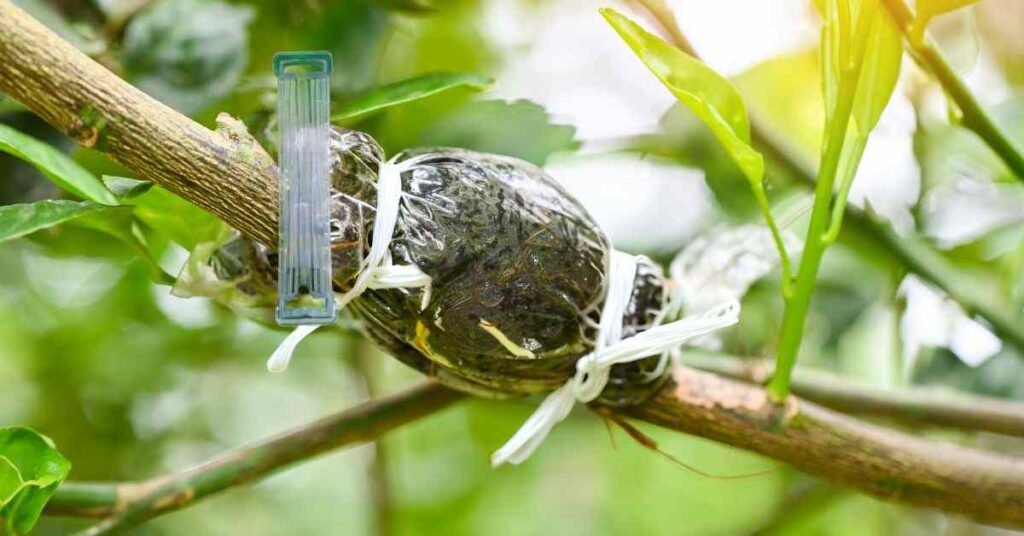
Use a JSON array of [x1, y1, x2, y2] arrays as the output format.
[[879, 0, 1024, 182], [750, 181, 795, 294]]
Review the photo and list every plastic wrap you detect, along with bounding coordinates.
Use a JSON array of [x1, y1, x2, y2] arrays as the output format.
[[200, 127, 668, 404]]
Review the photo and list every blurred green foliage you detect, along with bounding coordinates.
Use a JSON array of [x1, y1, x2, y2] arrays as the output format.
[[0, 0, 1023, 534], [122, 0, 254, 115]]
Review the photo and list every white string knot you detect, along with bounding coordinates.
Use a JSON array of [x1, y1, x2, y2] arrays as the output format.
[[268, 154, 433, 373], [491, 250, 740, 467]]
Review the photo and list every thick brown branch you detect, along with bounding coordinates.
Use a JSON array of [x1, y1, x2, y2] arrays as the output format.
[[0, 0, 278, 246], [46, 382, 464, 534], [626, 367, 1024, 529], [684, 352, 1024, 438]]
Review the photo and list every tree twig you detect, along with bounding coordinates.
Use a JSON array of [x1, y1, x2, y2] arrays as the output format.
[[0, 0, 278, 246], [45, 382, 464, 534], [683, 351, 1024, 438], [634, 0, 1024, 352]]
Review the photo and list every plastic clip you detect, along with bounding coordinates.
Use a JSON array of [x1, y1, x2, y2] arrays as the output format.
[[273, 51, 336, 325]]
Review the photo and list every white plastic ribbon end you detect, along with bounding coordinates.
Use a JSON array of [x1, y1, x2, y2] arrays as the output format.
[[267, 324, 321, 372]]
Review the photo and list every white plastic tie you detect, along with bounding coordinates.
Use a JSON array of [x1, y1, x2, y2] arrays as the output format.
[[267, 324, 320, 373], [267, 154, 433, 372], [491, 250, 740, 466]]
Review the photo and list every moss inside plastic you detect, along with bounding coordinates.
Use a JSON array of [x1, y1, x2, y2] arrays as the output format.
[[207, 128, 667, 405]]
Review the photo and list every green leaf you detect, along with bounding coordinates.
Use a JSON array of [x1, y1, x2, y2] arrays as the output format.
[[600, 8, 764, 184], [821, 0, 902, 135], [73, 207, 176, 285], [850, 0, 903, 135], [95, 177, 224, 282], [122, 0, 254, 115], [102, 176, 153, 201], [820, 0, 904, 243], [415, 99, 578, 165], [0, 200, 111, 243], [332, 72, 494, 123], [0, 124, 117, 205], [820, 0, 843, 124], [124, 181, 225, 251], [0, 427, 71, 535], [602, 8, 793, 281], [0, 458, 23, 505]]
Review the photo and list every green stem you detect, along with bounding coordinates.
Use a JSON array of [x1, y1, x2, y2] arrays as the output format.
[[754, 110, 1024, 353], [880, 0, 1024, 182], [751, 180, 795, 294], [768, 71, 860, 401], [823, 134, 867, 243]]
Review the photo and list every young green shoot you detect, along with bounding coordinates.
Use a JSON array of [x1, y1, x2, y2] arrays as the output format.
[[768, 0, 902, 400]]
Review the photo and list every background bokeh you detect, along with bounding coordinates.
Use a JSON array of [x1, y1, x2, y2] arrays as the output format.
[[2, 0, 1023, 534]]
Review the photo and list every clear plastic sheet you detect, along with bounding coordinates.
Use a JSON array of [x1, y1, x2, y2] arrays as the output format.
[[196, 127, 667, 404]]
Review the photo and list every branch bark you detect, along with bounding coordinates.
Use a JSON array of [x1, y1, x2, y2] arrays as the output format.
[[46, 382, 464, 534], [5, 0, 1024, 530], [0, 0, 278, 246], [684, 352, 1024, 438], [626, 368, 1024, 529]]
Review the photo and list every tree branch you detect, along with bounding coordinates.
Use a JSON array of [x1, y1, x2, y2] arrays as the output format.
[[635, 0, 1024, 352], [626, 367, 1024, 529], [683, 352, 1024, 438], [45, 382, 464, 534], [0, 0, 278, 246], [48, 371, 1024, 531]]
